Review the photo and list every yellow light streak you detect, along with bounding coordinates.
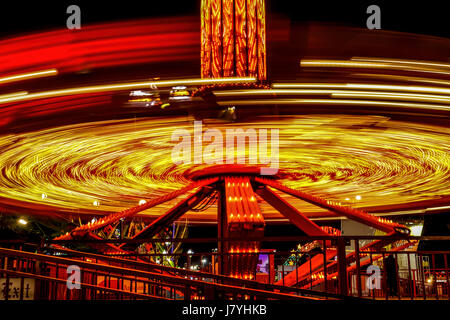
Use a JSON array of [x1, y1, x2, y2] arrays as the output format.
[[216, 98, 450, 111], [300, 59, 450, 75], [331, 91, 450, 104], [351, 57, 450, 70], [272, 83, 450, 95], [0, 77, 256, 105], [0, 91, 28, 100], [213, 89, 450, 104], [0, 69, 58, 85], [301, 60, 393, 69], [272, 83, 347, 89], [350, 73, 450, 87], [346, 83, 450, 95]]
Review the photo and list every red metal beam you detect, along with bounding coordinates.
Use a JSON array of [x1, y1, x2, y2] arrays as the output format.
[[275, 249, 338, 286], [55, 178, 217, 240], [256, 186, 328, 236], [256, 177, 401, 234], [126, 186, 216, 242]]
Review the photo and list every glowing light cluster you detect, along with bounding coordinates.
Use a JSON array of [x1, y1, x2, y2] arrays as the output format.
[[226, 177, 264, 227], [0, 115, 448, 219], [320, 226, 341, 236], [228, 244, 260, 278]]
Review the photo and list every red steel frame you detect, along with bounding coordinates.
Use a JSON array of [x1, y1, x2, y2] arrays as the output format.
[[53, 165, 411, 292]]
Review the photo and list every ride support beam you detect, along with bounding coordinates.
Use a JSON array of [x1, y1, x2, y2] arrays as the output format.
[[224, 177, 265, 278], [256, 177, 397, 234], [55, 178, 218, 241], [217, 183, 229, 275], [256, 186, 328, 237], [124, 186, 216, 244]]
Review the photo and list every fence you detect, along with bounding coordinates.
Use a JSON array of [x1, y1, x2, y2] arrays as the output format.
[[1, 235, 449, 300], [0, 244, 344, 301]]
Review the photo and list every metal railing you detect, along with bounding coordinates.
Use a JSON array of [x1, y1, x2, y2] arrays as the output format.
[[1, 235, 448, 300], [0, 245, 335, 301]]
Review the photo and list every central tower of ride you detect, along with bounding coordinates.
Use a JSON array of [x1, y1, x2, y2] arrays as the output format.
[[201, 0, 266, 80]]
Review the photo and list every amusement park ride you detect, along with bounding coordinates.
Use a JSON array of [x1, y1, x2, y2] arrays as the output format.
[[49, 0, 417, 293], [4, 0, 449, 302]]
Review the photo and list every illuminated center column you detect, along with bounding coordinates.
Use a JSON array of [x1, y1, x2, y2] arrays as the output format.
[[201, 0, 266, 80]]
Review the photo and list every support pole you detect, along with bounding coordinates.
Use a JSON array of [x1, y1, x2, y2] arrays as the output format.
[[337, 238, 348, 296], [217, 181, 228, 276], [355, 239, 362, 297]]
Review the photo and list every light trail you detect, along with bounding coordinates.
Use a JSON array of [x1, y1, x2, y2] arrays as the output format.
[[0, 91, 28, 100], [300, 59, 450, 75], [0, 69, 57, 85], [350, 57, 450, 70], [271, 83, 450, 95], [216, 98, 450, 111], [0, 77, 256, 105], [350, 73, 450, 87], [0, 17, 201, 78], [213, 88, 450, 104]]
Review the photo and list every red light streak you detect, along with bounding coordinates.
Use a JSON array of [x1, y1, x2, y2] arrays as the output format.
[[0, 17, 199, 78]]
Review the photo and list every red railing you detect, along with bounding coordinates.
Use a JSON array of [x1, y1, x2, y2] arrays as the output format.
[[1, 235, 448, 300], [0, 244, 343, 301]]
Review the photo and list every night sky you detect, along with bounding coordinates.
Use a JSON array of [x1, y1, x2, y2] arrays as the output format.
[[0, 1, 448, 39]]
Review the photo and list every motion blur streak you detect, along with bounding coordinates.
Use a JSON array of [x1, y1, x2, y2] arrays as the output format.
[[0, 17, 200, 76], [272, 83, 450, 95], [350, 73, 450, 87], [0, 91, 28, 100], [351, 57, 450, 70], [0, 77, 256, 104], [0, 93, 112, 127], [0, 115, 448, 219], [0, 69, 57, 85], [217, 99, 450, 111], [214, 89, 450, 104], [300, 59, 450, 75]]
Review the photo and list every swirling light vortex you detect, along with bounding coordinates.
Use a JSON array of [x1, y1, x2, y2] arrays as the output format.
[[0, 114, 449, 219]]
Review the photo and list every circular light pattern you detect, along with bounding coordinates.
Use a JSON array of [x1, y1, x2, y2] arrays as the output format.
[[0, 114, 449, 219]]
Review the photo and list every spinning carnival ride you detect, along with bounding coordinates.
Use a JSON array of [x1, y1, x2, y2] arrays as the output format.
[[1, 0, 449, 298], [54, 165, 413, 288]]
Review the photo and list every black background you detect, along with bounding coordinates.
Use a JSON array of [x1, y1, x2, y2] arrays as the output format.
[[0, 1, 448, 40]]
